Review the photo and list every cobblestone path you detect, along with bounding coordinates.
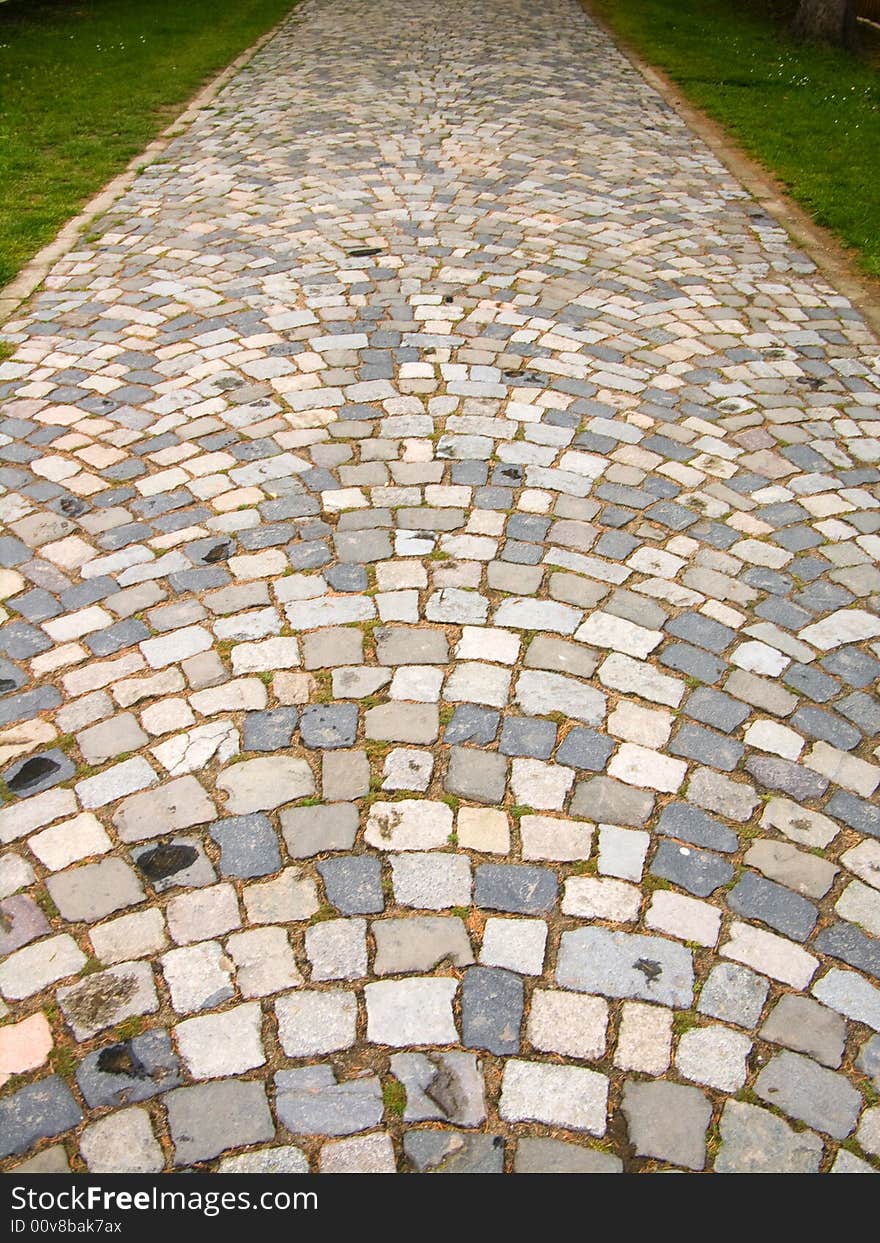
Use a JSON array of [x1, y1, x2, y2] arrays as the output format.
[[1, 0, 880, 1175]]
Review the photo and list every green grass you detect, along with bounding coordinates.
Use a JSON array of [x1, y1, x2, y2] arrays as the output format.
[[590, 0, 880, 277], [0, 0, 296, 287]]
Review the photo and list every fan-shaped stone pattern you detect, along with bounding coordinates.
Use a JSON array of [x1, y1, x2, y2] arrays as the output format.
[[1, 0, 879, 1176]]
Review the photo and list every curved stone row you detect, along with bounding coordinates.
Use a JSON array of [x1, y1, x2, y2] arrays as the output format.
[[0, 0, 879, 1175]]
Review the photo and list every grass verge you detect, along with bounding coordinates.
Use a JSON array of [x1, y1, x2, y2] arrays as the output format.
[[588, 0, 880, 279], [0, 0, 296, 288]]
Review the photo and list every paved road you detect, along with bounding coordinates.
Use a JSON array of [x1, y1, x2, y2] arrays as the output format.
[[1, 0, 879, 1174]]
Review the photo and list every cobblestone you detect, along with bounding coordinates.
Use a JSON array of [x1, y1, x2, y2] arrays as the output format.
[[1, 0, 878, 1176]]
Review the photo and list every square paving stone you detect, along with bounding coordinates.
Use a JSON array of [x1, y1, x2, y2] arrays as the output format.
[[621, 1080, 711, 1170], [0, 1076, 83, 1158], [499, 716, 557, 759], [556, 726, 614, 771], [299, 704, 359, 748], [208, 813, 282, 878], [697, 962, 769, 1029], [275, 989, 357, 1056], [281, 803, 359, 857], [317, 855, 384, 915], [166, 1080, 274, 1164], [445, 747, 507, 803], [389, 1051, 486, 1126]]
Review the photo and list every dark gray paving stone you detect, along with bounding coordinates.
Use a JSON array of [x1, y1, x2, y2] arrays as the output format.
[[209, 813, 282, 878], [167, 1080, 274, 1164], [0, 686, 62, 728], [665, 612, 735, 653], [650, 840, 734, 897], [86, 619, 150, 657], [683, 687, 749, 734], [76, 1030, 182, 1107], [659, 643, 726, 683], [0, 657, 26, 696], [727, 871, 818, 941], [822, 646, 880, 688], [814, 921, 880, 981], [783, 663, 840, 703], [791, 706, 860, 751], [556, 726, 614, 771], [835, 691, 880, 735], [443, 705, 499, 745], [461, 966, 523, 1055], [473, 864, 558, 914], [325, 564, 368, 592], [275, 1066, 382, 1136], [0, 1076, 83, 1158], [299, 704, 358, 749], [656, 803, 738, 853], [242, 708, 299, 751], [499, 716, 557, 759], [318, 855, 384, 915], [669, 723, 743, 771], [826, 790, 880, 839], [2, 749, 76, 799]]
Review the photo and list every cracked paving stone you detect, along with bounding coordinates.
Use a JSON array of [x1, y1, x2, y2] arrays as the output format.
[[404, 1130, 505, 1174], [274, 1066, 383, 1137]]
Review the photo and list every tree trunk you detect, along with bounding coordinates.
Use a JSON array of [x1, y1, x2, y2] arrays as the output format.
[[791, 0, 857, 47]]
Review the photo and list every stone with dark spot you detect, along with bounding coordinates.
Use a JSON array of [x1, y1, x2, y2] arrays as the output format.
[[3, 750, 75, 798], [76, 1029, 182, 1107]]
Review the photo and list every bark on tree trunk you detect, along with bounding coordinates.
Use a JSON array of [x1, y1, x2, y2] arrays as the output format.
[[791, 0, 857, 47]]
